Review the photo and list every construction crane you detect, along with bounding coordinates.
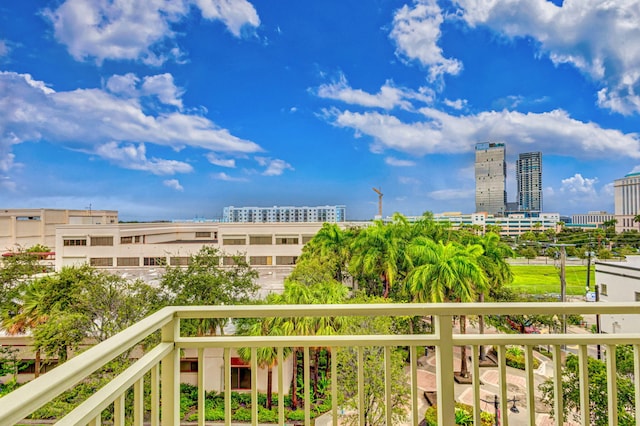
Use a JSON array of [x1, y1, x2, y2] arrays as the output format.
[[372, 187, 383, 218]]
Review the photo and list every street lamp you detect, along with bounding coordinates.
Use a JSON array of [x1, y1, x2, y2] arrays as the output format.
[[480, 394, 519, 426]]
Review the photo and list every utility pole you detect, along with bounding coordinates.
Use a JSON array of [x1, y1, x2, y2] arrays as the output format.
[[547, 243, 575, 338]]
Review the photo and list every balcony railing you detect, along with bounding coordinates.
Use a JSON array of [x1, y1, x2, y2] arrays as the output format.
[[1, 302, 640, 426]]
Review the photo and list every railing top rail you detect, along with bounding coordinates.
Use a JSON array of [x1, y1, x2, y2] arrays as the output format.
[[174, 302, 640, 318], [0, 306, 175, 425]]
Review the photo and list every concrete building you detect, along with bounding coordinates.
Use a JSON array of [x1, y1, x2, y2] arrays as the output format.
[[516, 152, 542, 212], [475, 142, 506, 215], [55, 221, 339, 296], [223, 205, 346, 223], [595, 257, 640, 334], [0, 208, 118, 252], [572, 211, 615, 227], [614, 172, 640, 232]]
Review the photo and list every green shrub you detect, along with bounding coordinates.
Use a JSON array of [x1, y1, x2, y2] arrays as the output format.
[[504, 347, 541, 370], [205, 407, 225, 421], [287, 409, 306, 421], [232, 407, 252, 422], [424, 403, 494, 426], [258, 406, 278, 423]]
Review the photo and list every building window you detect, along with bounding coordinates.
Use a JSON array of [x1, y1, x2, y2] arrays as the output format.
[[117, 257, 139, 267], [276, 256, 298, 265], [231, 358, 251, 390], [144, 257, 167, 266], [276, 237, 299, 245], [302, 236, 314, 244], [91, 236, 114, 246], [249, 235, 272, 245], [600, 284, 607, 296], [16, 216, 41, 221], [120, 236, 133, 244], [134, 235, 143, 243], [90, 257, 113, 267], [180, 359, 198, 373], [195, 232, 211, 238], [170, 257, 190, 266], [223, 238, 246, 245], [63, 238, 87, 246], [635, 292, 640, 302], [223, 256, 238, 266], [250, 256, 272, 266]]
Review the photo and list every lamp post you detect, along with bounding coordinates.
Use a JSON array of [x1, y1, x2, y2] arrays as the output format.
[[480, 394, 519, 426]]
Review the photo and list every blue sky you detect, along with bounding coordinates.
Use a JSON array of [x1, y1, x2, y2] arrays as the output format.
[[1, 0, 639, 221]]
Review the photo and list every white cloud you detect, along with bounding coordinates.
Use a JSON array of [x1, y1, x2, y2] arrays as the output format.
[[213, 172, 248, 182], [325, 107, 640, 159], [95, 142, 193, 175], [399, 176, 420, 185], [0, 40, 9, 57], [385, 157, 416, 167], [141, 74, 184, 108], [316, 75, 433, 110], [429, 188, 474, 200], [163, 178, 184, 191], [443, 98, 467, 110], [560, 173, 598, 195], [390, 0, 462, 82], [206, 153, 236, 168], [455, 0, 640, 114], [44, 0, 260, 65], [0, 71, 262, 179], [105, 73, 139, 97], [255, 156, 294, 176]]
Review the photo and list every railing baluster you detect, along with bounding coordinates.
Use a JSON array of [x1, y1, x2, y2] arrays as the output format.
[[497, 345, 508, 426], [278, 347, 285, 426], [89, 414, 101, 426], [113, 393, 125, 426], [634, 344, 640, 426], [151, 364, 160, 426], [251, 347, 258, 426], [134, 376, 144, 426], [384, 345, 392, 425], [331, 346, 338, 426], [161, 318, 180, 426], [552, 345, 563, 426], [197, 347, 205, 426], [224, 347, 231, 426], [357, 346, 365, 426], [409, 345, 418, 426], [435, 314, 454, 426], [524, 345, 535, 426], [472, 345, 481, 426], [606, 344, 618, 426], [578, 345, 589, 426], [304, 346, 311, 426]]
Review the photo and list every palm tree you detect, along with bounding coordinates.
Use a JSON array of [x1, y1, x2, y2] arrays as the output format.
[[300, 223, 351, 282], [2, 280, 47, 377], [405, 238, 488, 377], [634, 214, 640, 231], [349, 218, 407, 298]]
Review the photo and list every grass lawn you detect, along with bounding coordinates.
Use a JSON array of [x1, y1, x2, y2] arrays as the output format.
[[508, 265, 594, 296]]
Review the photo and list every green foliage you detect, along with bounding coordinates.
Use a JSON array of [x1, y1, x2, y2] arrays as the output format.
[[286, 409, 306, 421], [335, 310, 410, 426], [0, 249, 41, 308], [258, 406, 278, 422], [503, 346, 541, 370], [540, 353, 636, 425], [160, 246, 258, 336], [232, 407, 252, 422], [424, 403, 494, 426]]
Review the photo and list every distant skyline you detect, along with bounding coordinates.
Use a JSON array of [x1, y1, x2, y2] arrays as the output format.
[[1, 0, 640, 221]]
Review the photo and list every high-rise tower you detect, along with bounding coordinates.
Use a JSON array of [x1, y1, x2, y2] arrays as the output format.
[[516, 152, 542, 212], [475, 142, 506, 215]]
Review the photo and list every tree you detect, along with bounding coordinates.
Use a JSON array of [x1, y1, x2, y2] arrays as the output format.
[[634, 214, 640, 231], [349, 218, 406, 298], [335, 300, 409, 426], [405, 239, 487, 377], [0, 249, 41, 309], [160, 246, 258, 336], [540, 352, 635, 425], [300, 222, 352, 283]]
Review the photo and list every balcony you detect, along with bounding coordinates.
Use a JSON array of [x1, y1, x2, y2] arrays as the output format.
[[1, 302, 639, 426]]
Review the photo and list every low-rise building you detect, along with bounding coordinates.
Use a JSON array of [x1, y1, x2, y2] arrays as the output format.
[[223, 205, 346, 223], [595, 256, 640, 334]]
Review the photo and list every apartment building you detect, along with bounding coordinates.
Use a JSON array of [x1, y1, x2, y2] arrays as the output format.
[[222, 205, 346, 223]]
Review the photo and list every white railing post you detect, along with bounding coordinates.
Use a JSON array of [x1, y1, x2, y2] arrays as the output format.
[[161, 316, 180, 426], [435, 314, 455, 426]]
